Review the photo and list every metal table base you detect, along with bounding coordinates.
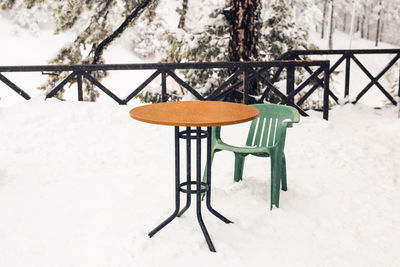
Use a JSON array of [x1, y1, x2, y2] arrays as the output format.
[[148, 126, 232, 252]]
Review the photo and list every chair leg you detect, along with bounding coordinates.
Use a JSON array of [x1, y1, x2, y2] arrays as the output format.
[[270, 152, 281, 209], [234, 153, 245, 182], [281, 154, 287, 191], [202, 150, 216, 183], [201, 150, 216, 200]]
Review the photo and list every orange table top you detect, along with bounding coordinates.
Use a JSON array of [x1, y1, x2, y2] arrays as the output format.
[[129, 101, 259, 127]]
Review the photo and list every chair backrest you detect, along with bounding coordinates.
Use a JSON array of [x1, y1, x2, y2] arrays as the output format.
[[245, 103, 300, 148]]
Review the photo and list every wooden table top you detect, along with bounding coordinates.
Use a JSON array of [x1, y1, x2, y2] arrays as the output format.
[[129, 101, 259, 127]]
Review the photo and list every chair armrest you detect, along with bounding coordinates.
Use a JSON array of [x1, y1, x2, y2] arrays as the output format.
[[282, 118, 298, 128]]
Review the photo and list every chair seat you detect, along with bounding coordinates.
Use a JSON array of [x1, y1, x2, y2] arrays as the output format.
[[215, 142, 275, 155]]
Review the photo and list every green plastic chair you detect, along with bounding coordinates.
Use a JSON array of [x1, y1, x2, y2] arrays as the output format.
[[204, 103, 300, 209]]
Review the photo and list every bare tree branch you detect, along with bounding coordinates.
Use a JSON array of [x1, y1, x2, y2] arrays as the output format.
[[92, 0, 153, 64], [75, 0, 114, 49]]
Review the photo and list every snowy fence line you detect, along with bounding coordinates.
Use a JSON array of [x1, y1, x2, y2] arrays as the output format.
[[280, 49, 400, 107], [0, 61, 331, 118]]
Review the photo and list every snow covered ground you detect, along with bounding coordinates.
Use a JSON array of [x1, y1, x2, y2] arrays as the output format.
[[0, 99, 399, 266], [1, 6, 400, 267]]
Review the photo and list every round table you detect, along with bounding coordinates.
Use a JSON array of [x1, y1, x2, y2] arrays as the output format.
[[130, 101, 258, 252]]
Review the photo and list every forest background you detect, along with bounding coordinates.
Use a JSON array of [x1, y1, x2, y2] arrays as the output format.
[[0, 0, 399, 105]]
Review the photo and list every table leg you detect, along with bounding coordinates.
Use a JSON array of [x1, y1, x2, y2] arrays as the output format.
[[148, 126, 181, 238], [205, 127, 233, 224], [195, 127, 216, 252], [177, 126, 191, 217], [148, 126, 230, 252]]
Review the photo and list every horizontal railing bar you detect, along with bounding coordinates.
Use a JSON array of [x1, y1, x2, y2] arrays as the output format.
[[0, 61, 329, 72], [288, 49, 400, 55]]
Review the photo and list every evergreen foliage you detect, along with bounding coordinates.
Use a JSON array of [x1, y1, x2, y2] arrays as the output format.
[[0, 0, 15, 10], [259, 0, 309, 60], [38, 0, 116, 100], [1, 0, 155, 101], [163, 9, 230, 96], [259, 0, 329, 109], [2, 0, 319, 107], [138, 0, 312, 104], [129, 0, 164, 58], [136, 9, 230, 103]]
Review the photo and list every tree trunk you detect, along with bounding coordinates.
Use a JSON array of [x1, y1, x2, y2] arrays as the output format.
[[321, 0, 328, 39], [177, 0, 188, 29], [343, 12, 347, 32], [375, 0, 382, 47], [360, 14, 365, 38], [379, 8, 385, 43], [366, 4, 370, 40], [328, 0, 334, 49], [348, 0, 356, 48], [228, 0, 260, 61], [226, 0, 261, 103], [356, 16, 360, 32]]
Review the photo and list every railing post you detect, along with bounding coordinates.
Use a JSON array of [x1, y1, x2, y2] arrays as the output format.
[[161, 71, 167, 102], [345, 54, 351, 100], [243, 68, 249, 104], [398, 54, 400, 103], [286, 65, 295, 104], [398, 55, 400, 118], [323, 63, 330, 120], [77, 72, 83, 101]]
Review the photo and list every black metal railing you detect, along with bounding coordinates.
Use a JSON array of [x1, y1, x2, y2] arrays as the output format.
[[0, 60, 332, 119], [280, 49, 400, 106]]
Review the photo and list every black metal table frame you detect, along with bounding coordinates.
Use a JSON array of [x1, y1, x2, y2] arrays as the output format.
[[148, 126, 232, 252]]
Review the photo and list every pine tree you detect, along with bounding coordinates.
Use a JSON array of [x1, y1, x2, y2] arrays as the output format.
[[40, 0, 117, 100], [2, 0, 313, 105], [1, 0, 156, 100], [138, 0, 311, 104], [222, 0, 261, 102], [259, 0, 309, 60], [259, 0, 311, 104], [151, 7, 231, 102]]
